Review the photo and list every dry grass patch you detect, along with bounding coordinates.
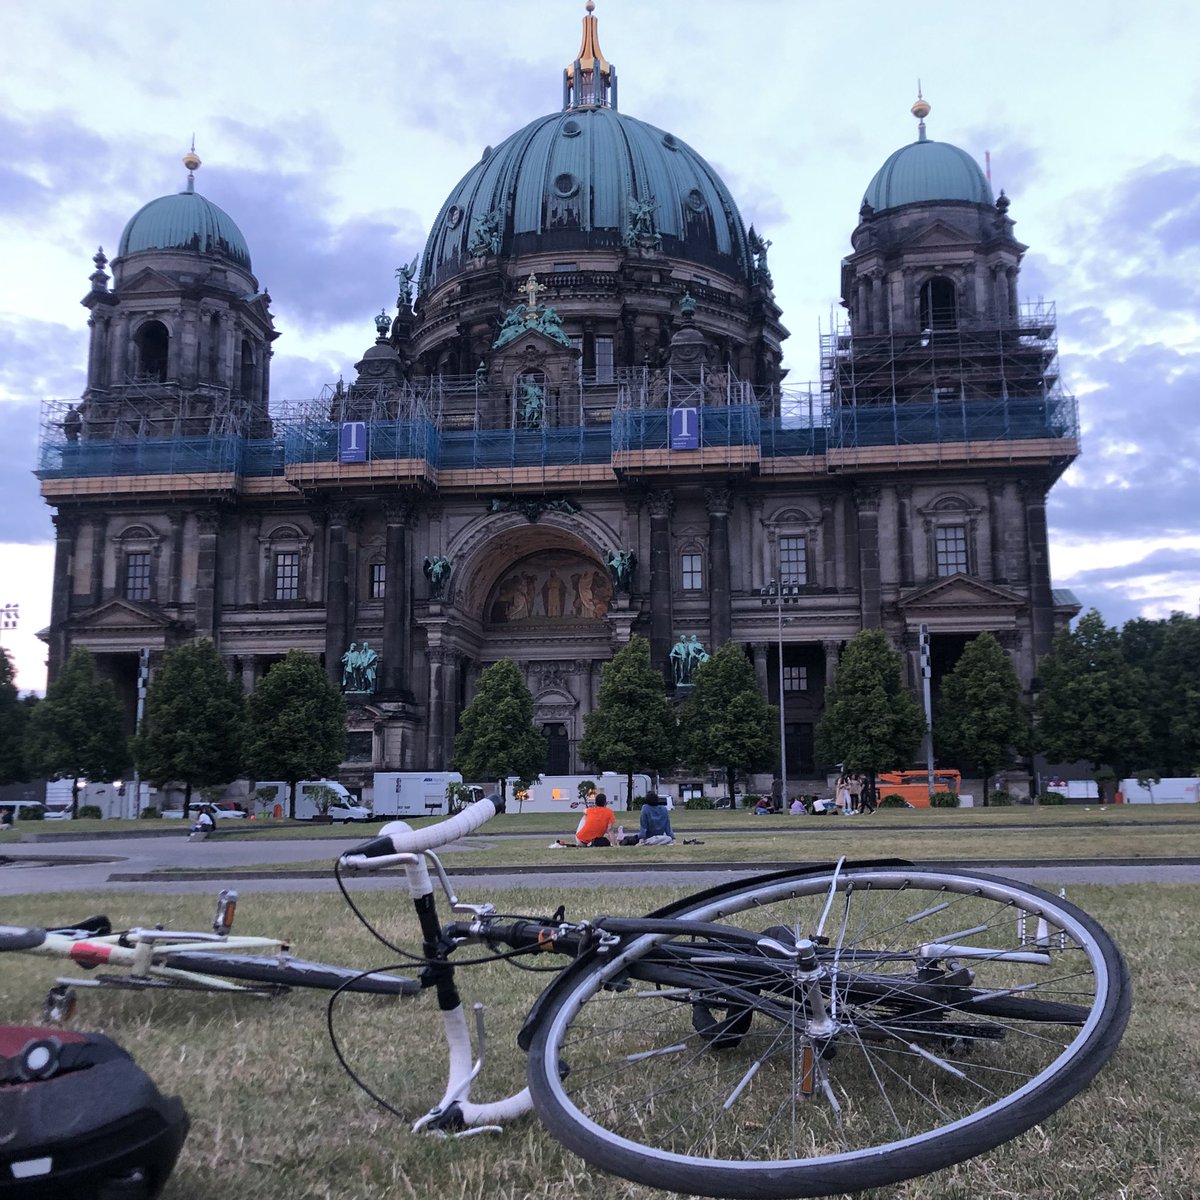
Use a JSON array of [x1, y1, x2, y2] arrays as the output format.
[[0, 882, 1196, 1199]]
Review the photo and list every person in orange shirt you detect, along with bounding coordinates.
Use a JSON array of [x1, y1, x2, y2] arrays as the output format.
[[573, 793, 617, 846]]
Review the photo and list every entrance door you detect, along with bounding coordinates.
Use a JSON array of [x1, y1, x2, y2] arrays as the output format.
[[543, 723, 570, 774]]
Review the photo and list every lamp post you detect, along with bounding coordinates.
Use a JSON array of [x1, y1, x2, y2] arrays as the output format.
[[919, 622, 935, 802], [761, 580, 787, 810]]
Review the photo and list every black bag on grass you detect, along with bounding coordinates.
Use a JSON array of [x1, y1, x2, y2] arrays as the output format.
[[0, 1025, 189, 1199]]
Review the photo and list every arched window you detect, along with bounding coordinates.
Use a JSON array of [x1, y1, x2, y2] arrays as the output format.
[[919, 276, 958, 331], [134, 320, 169, 381]]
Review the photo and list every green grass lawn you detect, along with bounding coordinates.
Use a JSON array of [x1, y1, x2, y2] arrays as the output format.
[[0, 881, 1194, 1200]]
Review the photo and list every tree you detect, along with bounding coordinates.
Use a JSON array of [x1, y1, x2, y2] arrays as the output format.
[[815, 629, 926, 803], [0, 649, 31, 785], [25, 647, 131, 816], [579, 635, 676, 803], [454, 658, 546, 795], [1036, 609, 1149, 799], [132, 639, 245, 813], [678, 643, 776, 805], [1142, 615, 1200, 777], [934, 632, 1031, 806], [242, 650, 346, 818]]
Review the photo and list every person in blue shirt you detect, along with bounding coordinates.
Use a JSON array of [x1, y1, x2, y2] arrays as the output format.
[[638, 792, 674, 844]]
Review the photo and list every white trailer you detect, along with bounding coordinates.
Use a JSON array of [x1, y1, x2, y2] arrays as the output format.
[[1119, 777, 1200, 804], [371, 772, 468, 818], [254, 780, 357, 819], [505, 773, 652, 814]]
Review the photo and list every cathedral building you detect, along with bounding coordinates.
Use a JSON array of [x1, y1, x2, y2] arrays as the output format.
[[37, 5, 1079, 792]]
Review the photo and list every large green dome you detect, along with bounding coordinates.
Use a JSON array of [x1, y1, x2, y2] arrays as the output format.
[[863, 137, 993, 213], [118, 188, 252, 269], [422, 104, 752, 289]]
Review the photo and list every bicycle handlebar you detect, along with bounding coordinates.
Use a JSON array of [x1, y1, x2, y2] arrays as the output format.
[[339, 794, 505, 870]]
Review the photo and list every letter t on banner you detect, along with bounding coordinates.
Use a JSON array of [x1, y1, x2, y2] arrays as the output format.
[[670, 407, 699, 449], [340, 421, 368, 463]]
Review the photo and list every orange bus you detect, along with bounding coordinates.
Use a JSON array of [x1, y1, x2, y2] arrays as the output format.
[[876, 770, 962, 809]]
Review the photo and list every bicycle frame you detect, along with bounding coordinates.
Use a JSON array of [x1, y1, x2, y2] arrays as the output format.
[[2, 890, 289, 998]]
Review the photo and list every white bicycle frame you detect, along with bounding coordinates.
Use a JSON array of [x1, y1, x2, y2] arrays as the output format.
[[340, 797, 534, 1135]]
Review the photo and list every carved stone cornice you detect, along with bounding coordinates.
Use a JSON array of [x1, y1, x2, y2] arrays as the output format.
[[195, 509, 222, 536], [855, 487, 881, 513], [52, 514, 79, 539], [383, 496, 420, 527]]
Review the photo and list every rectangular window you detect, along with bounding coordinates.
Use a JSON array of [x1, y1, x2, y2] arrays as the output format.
[[783, 665, 808, 693], [935, 525, 968, 576], [274, 552, 300, 601], [779, 536, 808, 587], [681, 552, 704, 591], [370, 562, 386, 600], [554, 262, 578, 273], [125, 552, 151, 601], [594, 336, 615, 384], [345, 731, 374, 762]]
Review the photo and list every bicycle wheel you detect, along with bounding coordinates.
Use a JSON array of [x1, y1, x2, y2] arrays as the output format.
[[526, 865, 1130, 1199], [161, 952, 420, 996]]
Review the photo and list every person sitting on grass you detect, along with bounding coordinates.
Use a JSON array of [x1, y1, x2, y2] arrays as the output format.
[[752, 796, 774, 815], [637, 792, 674, 845], [572, 793, 617, 846], [789, 796, 807, 815]]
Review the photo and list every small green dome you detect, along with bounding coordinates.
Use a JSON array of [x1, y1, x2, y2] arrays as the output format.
[[118, 189, 252, 269], [863, 138, 993, 213], [423, 105, 751, 288]]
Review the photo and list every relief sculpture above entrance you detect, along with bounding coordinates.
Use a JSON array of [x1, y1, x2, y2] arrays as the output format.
[[487, 550, 612, 624]]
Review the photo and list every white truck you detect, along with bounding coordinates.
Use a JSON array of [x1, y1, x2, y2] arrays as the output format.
[[505, 773, 652, 814], [1119, 777, 1199, 804], [254, 780, 369, 822], [370, 772, 477, 818]]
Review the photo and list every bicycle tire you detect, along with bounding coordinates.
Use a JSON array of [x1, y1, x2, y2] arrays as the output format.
[[161, 952, 420, 996], [526, 865, 1130, 1199]]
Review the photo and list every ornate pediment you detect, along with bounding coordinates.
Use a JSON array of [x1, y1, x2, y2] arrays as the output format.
[[898, 220, 978, 251], [72, 598, 175, 630], [898, 574, 1025, 613], [117, 266, 184, 296]]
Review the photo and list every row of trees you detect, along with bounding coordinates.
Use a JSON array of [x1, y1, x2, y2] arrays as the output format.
[[455, 637, 778, 801], [2, 607, 1194, 813], [0, 643, 345, 817]]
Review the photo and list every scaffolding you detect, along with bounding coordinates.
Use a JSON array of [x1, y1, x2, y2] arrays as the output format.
[[820, 299, 1080, 454]]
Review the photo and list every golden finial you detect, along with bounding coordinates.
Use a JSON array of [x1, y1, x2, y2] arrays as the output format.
[[565, 0, 612, 108], [911, 84, 930, 140], [183, 134, 201, 174]]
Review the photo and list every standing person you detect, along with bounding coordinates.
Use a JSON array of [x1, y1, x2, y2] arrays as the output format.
[[573, 793, 617, 846], [847, 773, 865, 815], [835, 774, 852, 815], [638, 792, 674, 845]]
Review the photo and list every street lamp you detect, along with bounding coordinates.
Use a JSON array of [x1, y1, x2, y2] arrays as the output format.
[[761, 580, 787, 810]]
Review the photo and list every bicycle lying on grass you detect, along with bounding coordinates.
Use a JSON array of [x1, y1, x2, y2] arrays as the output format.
[[0, 889, 418, 1020], [333, 794, 1132, 1199]]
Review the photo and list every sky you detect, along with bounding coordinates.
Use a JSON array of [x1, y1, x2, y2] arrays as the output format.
[[2, 0, 1198, 693]]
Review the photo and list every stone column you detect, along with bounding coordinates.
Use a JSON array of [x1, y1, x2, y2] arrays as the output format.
[[705, 485, 733, 648], [856, 488, 881, 630], [896, 484, 914, 587], [751, 641, 769, 696], [988, 481, 1007, 584], [47, 515, 78, 682], [647, 490, 674, 681], [747, 497, 764, 592], [819, 493, 837, 591], [90, 514, 108, 608], [168, 513, 184, 607], [382, 498, 416, 695], [427, 647, 448, 768], [822, 639, 841, 691], [241, 657, 257, 694], [194, 510, 221, 641], [324, 503, 352, 687], [1022, 482, 1055, 661]]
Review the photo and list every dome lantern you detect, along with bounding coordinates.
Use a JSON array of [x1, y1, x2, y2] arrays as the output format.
[[563, 1, 617, 110]]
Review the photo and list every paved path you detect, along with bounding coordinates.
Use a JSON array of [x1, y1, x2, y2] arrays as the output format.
[[4, 832, 1200, 897]]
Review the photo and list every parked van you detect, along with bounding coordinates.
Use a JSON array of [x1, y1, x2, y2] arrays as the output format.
[[0, 801, 48, 825], [254, 780, 363, 821], [371, 773, 477, 818], [505, 774, 652, 813], [876, 770, 962, 809]]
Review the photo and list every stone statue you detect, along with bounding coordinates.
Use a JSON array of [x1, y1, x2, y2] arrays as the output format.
[[423, 554, 452, 598], [687, 635, 710, 671], [63, 404, 82, 442], [395, 255, 418, 307], [534, 304, 571, 347], [468, 209, 502, 257], [670, 636, 690, 686], [341, 641, 380, 693], [492, 303, 528, 349], [606, 548, 636, 592], [625, 193, 661, 249], [519, 378, 545, 429], [679, 291, 697, 319]]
